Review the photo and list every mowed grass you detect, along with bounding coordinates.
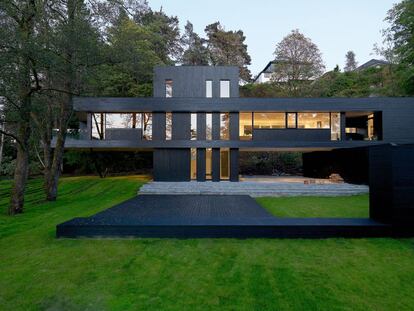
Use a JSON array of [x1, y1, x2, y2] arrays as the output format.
[[1, 177, 414, 311], [258, 195, 369, 218]]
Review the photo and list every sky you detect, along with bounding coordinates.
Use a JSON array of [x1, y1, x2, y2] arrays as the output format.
[[147, 0, 397, 77]]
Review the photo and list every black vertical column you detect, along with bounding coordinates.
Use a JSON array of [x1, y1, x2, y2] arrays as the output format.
[[152, 112, 166, 141], [197, 148, 206, 181], [212, 148, 220, 181], [230, 148, 239, 181], [86, 113, 92, 139], [212, 112, 220, 140], [229, 112, 239, 141], [340, 112, 346, 141], [197, 113, 206, 140]]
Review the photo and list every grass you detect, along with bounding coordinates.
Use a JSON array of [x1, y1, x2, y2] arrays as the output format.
[[258, 195, 369, 218], [1, 176, 414, 310]]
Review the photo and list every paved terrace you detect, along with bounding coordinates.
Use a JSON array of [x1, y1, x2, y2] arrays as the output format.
[[139, 179, 369, 197], [57, 195, 388, 239]]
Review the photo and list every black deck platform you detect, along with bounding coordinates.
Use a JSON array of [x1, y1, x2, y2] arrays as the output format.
[[57, 195, 392, 239]]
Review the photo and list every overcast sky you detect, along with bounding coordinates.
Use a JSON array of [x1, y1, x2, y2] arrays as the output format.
[[147, 0, 397, 76]]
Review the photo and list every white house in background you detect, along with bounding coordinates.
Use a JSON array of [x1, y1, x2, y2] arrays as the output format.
[[354, 59, 390, 71], [253, 61, 276, 84]]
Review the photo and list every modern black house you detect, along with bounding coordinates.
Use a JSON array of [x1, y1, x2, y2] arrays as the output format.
[[65, 66, 414, 182]]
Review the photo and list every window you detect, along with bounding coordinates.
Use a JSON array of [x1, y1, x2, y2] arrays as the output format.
[[220, 80, 230, 98], [143, 113, 152, 140], [92, 113, 104, 139], [239, 112, 252, 140], [287, 113, 297, 128], [105, 113, 134, 129], [191, 148, 197, 180], [206, 80, 212, 98], [165, 79, 173, 98], [368, 114, 374, 140], [330, 112, 341, 140], [253, 112, 285, 129], [206, 148, 212, 180], [206, 113, 212, 140], [220, 113, 229, 140], [220, 148, 230, 180], [297, 113, 330, 129], [191, 113, 197, 140], [166, 112, 172, 140]]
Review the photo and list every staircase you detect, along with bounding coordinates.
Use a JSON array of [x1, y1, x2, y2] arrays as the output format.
[[139, 181, 369, 197]]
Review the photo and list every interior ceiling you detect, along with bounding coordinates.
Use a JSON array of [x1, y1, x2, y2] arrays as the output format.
[[345, 111, 373, 117]]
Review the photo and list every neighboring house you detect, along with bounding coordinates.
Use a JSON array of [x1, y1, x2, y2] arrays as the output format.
[[354, 59, 390, 71], [59, 66, 414, 182], [253, 61, 276, 84]]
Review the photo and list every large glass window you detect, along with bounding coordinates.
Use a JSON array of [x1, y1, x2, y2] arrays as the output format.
[[239, 112, 252, 140], [166, 112, 172, 140], [206, 113, 212, 140], [253, 112, 285, 129], [105, 113, 134, 129], [220, 80, 230, 98], [297, 113, 330, 129], [330, 112, 341, 140], [206, 80, 212, 98], [191, 113, 197, 140], [165, 79, 173, 98], [220, 113, 229, 140]]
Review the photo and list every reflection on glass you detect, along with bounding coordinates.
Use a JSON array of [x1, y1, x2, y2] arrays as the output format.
[[287, 113, 297, 128], [330, 112, 341, 140], [92, 113, 104, 139], [206, 148, 212, 180], [165, 79, 173, 98], [206, 80, 212, 98], [191, 113, 197, 140], [297, 113, 330, 129], [253, 112, 285, 129], [220, 113, 229, 140], [143, 113, 152, 140], [220, 80, 230, 98], [239, 112, 252, 140], [206, 113, 212, 140], [191, 148, 197, 180], [368, 114, 375, 140], [166, 112, 172, 140]]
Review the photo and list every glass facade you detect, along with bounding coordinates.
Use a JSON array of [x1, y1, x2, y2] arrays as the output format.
[[143, 113, 152, 140], [239, 112, 253, 140], [297, 113, 330, 129], [190, 148, 197, 180], [220, 148, 230, 179], [253, 112, 285, 129], [206, 148, 212, 180], [287, 113, 297, 128]]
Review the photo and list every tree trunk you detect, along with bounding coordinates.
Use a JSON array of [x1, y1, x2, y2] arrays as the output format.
[[9, 109, 31, 215], [0, 123, 4, 167]]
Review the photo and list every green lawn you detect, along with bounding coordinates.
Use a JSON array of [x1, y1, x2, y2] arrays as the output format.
[[1, 176, 414, 311]]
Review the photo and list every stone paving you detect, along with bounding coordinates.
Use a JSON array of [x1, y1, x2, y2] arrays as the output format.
[[138, 181, 369, 197]]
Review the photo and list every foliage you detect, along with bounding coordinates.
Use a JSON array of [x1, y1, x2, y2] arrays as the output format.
[[181, 21, 209, 65], [272, 29, 325, 95], [239, 152, 302, 175], [2, 177, 414, 310], [344, 51, 358, 72], [205, 22, 252, 81]]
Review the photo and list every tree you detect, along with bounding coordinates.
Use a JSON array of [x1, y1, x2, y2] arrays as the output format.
[[0, 0, 42, 214], [344, 51, 358, 72], [181, 21, 209, 65], [205, 22, 252, 81], [272, 29, 325, 95], [378, 0, 414, 94]]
